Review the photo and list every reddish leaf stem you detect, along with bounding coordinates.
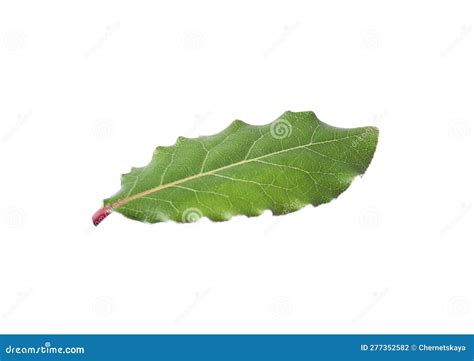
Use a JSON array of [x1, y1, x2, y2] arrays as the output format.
[[92, 206, 113, 226]]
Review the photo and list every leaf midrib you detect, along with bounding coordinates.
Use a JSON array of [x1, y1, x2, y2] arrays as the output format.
[[112, 135, 356, 209]]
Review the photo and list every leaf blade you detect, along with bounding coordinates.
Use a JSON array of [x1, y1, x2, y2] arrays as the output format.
[[96, 111, 378, 225]]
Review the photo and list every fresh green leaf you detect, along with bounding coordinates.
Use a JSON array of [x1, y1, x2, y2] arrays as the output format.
[[93, 111, 378, 225]]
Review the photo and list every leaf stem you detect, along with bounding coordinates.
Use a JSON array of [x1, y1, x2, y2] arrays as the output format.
[[92, 206, 113, 226]]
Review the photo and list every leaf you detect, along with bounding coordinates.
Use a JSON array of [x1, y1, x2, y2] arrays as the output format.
[[93, 111, 378, 225]]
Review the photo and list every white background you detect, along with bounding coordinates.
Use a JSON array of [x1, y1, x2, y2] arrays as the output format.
[[0, 0, 473, 334]]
